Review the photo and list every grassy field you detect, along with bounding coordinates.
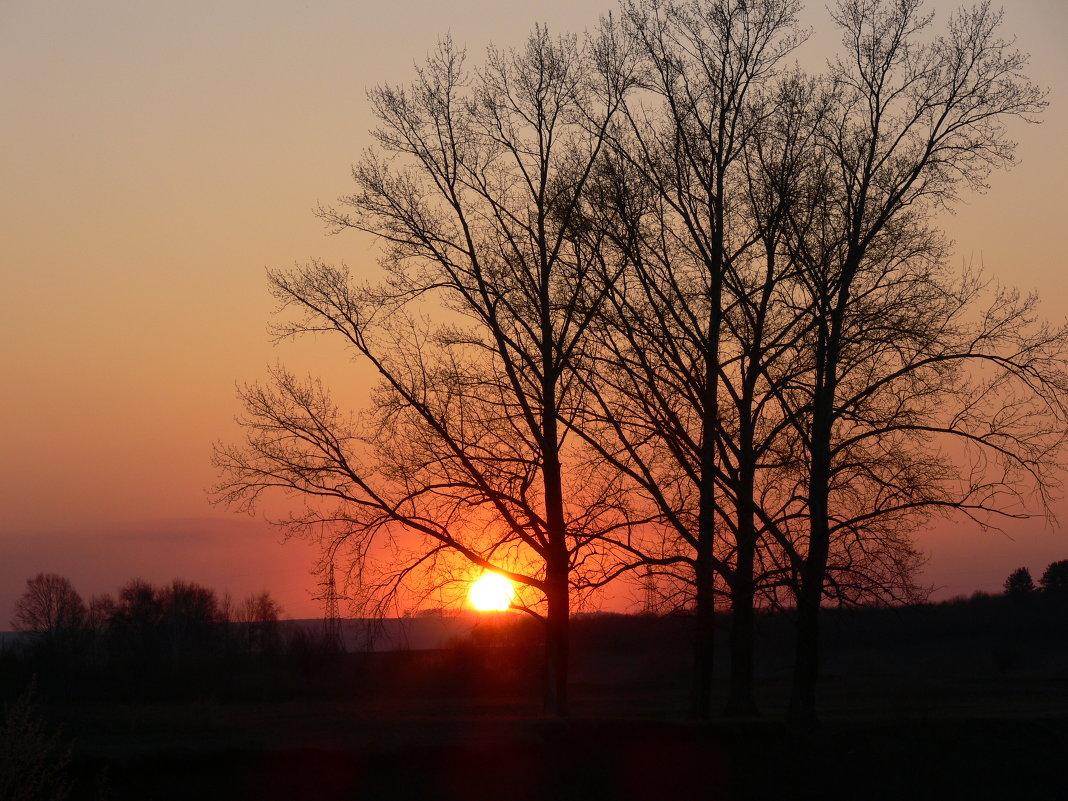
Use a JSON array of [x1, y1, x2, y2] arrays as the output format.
[[9, 597, 1068, 800], [57, 714, 1068, 801]]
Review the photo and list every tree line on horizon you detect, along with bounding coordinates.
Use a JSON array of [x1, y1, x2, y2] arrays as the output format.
[[212, 0, 1068, 723], [1004, 559, 1068, 598], [6, 573, 290, 673], [10, 563, 1066, 656]]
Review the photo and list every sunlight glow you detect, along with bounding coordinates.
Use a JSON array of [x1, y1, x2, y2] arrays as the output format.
[[468, 573, 515, 612]]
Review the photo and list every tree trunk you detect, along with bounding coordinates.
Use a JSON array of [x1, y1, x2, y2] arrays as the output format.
[[789, 566, 822, 726], [726, 420, 759, 716], [790, 355, 835, 726], [689, 218, 725, 720], [725, 546, 757, 715], [691, 304, 722, 718], [540, 311, 570, 716], [543, 555, 570, 717], [790, 439, 832, 725], [691, 542, 716, 719]]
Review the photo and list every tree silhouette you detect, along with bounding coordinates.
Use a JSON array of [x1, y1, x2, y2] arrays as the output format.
[[572, 0, 1062, 725], [158, 579, 222, 657], [214, 0, 1066, 726], [1039, 560, 1068, 595], [10, 574, 86, 650], [1004, 567, 1035, 597], [777, 0, 1058, 725], [214, 26, 639, 716], [237, 591, 283, 654], [572, 0, 808, 719]]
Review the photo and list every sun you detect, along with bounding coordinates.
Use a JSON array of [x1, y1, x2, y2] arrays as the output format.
[[468, 573, 515, 612]]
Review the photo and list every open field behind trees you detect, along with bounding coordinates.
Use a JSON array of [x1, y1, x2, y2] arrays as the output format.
[[3, 594, 1067, 800]]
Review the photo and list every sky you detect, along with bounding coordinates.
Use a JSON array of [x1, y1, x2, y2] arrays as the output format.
[[2, 0, 1066, 623]]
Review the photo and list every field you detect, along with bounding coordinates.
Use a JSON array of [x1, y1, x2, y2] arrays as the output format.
[[9, 597, 1068, 800]]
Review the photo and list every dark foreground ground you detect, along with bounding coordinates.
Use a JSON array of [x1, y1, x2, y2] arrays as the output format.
[[10, 597, 1068, 800], [62, 709, 1068, 801]]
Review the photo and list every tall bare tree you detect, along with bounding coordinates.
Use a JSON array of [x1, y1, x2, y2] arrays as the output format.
[[214, 26, 638, 715], [568, 0, 807, 718], [572, 0, 1061, 726], [779, 0, 1058, 724]]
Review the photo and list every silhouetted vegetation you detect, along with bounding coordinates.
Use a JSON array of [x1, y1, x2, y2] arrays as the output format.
[[6, 570, 1068, 709], [3, 575, 302, 705], [11, 574, 88, 657], [214, 0, 1068, 727], [3, 581, 1068, 799], [1004, 566, 1036, 597], [1040, 559, 1068, 595], [0, 684, 72, 801]]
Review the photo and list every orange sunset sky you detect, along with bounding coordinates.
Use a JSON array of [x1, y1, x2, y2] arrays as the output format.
[[2, 0, 1066, 623]]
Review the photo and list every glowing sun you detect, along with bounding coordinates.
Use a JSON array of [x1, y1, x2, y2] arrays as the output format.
[[469, 573, 515, 612]]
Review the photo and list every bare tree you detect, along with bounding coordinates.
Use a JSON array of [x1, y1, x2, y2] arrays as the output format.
[[568, 0, 807, 718], [11, 573, 87, 647], [214, 26, 638, 715], [778, 0, 1058, 725], [213, 1, 1062, 727], [237, 591, 283, 654], [159, 579, 221, 657], [105, 578, 165, 664], [572, 0, 1061, 726]]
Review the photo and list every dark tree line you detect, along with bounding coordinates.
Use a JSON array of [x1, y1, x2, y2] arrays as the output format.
[[215, 0, 1067, 722], [7, 573, 287, 684]]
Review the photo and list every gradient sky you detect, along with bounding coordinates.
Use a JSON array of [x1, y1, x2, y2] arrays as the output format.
[[2, 0, 1066, 623]]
